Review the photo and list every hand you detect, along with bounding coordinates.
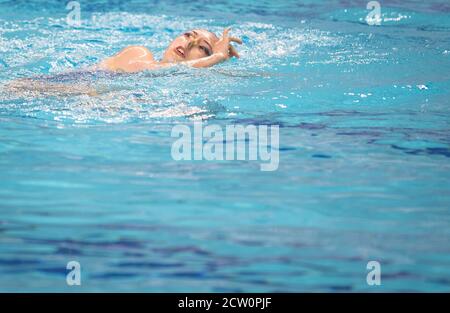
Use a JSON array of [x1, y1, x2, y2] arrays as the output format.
[[213, 27, 243, 60]]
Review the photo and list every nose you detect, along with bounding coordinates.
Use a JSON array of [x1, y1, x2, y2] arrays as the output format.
[[187, 37, 200, 49]]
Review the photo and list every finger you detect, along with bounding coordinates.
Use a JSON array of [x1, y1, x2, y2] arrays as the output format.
[[229, 45, 240, 58], [229, 37, 242, 45], [223, 27, 231, 38]]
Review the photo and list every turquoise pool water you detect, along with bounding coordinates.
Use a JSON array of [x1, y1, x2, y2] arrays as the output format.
[[0, 0, 450, 292]]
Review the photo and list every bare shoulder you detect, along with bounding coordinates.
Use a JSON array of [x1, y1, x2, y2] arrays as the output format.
[[115, 46, 154, 61], [98, 45, 156, 72]]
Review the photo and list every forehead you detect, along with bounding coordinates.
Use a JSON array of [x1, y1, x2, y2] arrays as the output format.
[[191, 29, 218, 42]]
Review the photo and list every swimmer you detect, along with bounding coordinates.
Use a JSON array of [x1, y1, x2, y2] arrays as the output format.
[[97, 27, 242, 73], [6, 27, 242, 96]]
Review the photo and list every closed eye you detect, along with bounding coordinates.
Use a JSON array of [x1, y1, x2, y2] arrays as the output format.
[[200, 46, 212, 56]]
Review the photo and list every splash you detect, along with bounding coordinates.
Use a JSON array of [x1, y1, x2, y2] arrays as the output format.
[[0, 13, 388, 124]]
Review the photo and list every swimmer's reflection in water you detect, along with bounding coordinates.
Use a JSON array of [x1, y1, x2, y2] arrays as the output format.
[[7, 28, 242, 96]]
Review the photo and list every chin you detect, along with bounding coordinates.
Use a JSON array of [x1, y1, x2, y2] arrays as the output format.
[[162, 52, 181, 63]]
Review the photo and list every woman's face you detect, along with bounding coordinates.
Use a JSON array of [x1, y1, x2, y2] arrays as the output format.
[[162, 29, 218, 63]]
